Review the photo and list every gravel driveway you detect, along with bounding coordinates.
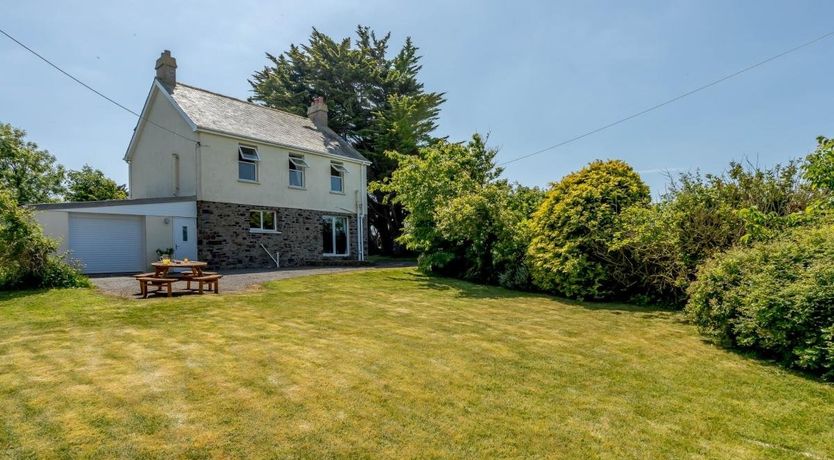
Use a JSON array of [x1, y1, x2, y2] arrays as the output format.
[[92, 262, 414, 298]]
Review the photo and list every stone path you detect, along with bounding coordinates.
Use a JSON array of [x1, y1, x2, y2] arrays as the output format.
[[91, 262, 414, 298]]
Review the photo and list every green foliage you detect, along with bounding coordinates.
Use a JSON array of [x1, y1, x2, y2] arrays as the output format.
[[611, 204, 689, 305], [668, 161, 813, 259], [611, 160, 819, 306], [803, 136, 834, 193], [0, 122, 65, 204], [374, 134, 541, 287], [802, 136, 834, 211], [495, 185, 546, 290], [250, 26, 445, 254], [527, 160, 650, 299], [686, 221, 834, 380], [65, 164, 128, 202], [0, 188, 88, 290]]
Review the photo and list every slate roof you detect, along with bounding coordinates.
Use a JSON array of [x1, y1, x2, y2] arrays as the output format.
[[166, 82, 368, 163]]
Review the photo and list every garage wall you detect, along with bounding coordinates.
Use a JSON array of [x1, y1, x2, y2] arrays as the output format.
[[36, 211, 170, 269], [145, 216, 173, 265], [34, 210, 69, 253], [33, 202, 196, 273]]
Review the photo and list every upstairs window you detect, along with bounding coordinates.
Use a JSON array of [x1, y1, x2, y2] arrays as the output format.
[[249, 210, 277, 232], [238, 145, 260, 182], [330, 162, 348, 193], [289, 154, 309, 188]]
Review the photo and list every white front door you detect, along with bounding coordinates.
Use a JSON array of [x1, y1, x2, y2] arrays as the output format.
[[173, 217, 197, 260]]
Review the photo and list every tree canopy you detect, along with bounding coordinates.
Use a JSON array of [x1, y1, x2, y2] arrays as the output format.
[[250, 26, 445, 254], [803, 136, 834, 194], [0, 122, 65, 204], [374, 134, 543, 286], [65, 165, 128, 202]]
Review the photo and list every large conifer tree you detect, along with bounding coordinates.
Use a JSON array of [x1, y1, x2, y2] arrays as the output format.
[[250, 26, 444, 254]]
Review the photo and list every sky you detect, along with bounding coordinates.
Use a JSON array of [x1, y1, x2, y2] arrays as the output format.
[[2, 0, 834, 195]]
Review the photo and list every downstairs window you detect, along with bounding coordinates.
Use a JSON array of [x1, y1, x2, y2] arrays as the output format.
[[322, 215, 349, 256], [250, 210, 277, 232]]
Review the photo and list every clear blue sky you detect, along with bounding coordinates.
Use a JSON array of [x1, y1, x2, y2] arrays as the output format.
[[2, 0, 834, 195]]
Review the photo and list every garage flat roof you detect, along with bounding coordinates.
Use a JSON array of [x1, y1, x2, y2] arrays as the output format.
[[31, 196, 197, 211]]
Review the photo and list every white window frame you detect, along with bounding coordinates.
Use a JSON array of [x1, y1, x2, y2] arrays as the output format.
[[238, 145, 260, 182], [289, 154, 308, 188], [330, 162, 348, 193], [249, 209, 278, 233], [322, 215, 350, 256]]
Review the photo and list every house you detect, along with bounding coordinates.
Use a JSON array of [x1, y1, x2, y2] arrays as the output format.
[[34, 50, 369, 274]]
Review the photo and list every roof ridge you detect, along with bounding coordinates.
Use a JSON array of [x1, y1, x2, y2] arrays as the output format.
[[174, 82, 311, 122]]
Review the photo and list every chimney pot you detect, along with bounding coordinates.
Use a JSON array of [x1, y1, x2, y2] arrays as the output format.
[[307, 96, 328, 127], [155, 50, 177, 88]]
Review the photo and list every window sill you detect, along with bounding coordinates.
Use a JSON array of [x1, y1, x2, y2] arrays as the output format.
[[329, 190, 345, 195], [288, 185, 306, 190], [250, 229, 281, 234], [238, 179, 260, 184], [322, 253, 350, 257]]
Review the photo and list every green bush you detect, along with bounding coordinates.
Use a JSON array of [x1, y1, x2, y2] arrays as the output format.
[[686, 222, 834, 379], [527, 160, 650, 299], [375, 135, 545, 288], [611, 203, 689, 305], [611, 160, 819, 307], [668, 161, 814, 262], [493, 185, 544, 290], [803, 136, 834, 194], [0, 188, 89, 290]]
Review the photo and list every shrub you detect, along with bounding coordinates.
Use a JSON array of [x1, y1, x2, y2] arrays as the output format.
[[493, 185, 544, 290], [686, 222, 834, 379], [666, 161, 814, 264], [611, 160, 820, 307], [0, 188, 89, 290], [803, 136, 834, 194], [374, 134, 545, 288], [527, 160, 650, 299], [610, 203, 689, 305]]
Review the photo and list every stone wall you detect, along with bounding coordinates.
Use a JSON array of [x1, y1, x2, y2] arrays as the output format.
[[196, 200, 367, 269]]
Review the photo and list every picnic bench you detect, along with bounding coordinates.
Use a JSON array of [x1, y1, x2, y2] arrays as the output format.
[[193, 274, 222, 294], [134, 260, 223, 298], [136, 276, 179, 298]]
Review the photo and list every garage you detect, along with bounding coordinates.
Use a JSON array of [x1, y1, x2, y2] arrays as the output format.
[[33, 196, 198, 275], [68, 213, 145, 274]]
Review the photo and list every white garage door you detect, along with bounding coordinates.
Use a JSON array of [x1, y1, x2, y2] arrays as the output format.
[[69, 213, 145, 274]]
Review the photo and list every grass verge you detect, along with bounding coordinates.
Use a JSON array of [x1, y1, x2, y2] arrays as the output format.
[[1, 268, 832, 458]]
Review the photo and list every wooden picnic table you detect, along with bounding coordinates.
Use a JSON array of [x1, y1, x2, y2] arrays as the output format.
[[151, 260, 208, 278], [138, 261, 221, 297]]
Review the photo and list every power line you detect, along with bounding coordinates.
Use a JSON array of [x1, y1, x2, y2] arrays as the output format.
[[0, 27, 200, 145], [500, 29, 834, 166]]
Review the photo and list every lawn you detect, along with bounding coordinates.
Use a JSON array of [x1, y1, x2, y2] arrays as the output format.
[[1, 268, 833, 458]]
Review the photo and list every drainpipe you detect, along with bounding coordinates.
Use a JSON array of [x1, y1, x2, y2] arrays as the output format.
[[195, 134, 203, 201], [355, 190, 363, 262]]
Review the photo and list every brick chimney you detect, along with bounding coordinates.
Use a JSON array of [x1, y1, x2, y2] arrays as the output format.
[[307, 96, 328, 127], [155, 50, 177, 87]]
